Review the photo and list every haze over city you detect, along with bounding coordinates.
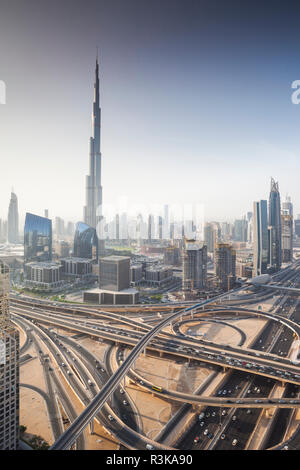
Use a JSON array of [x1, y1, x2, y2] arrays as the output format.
[[2, 0, 300, 221], [4, 0, 300, 455]]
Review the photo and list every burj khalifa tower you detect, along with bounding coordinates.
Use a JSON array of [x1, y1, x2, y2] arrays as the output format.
[[83, 55, 103, 231]]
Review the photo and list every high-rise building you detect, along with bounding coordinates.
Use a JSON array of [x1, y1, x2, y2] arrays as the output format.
[[7, 192, 19, 244], [234, 219, 248, 242], [73, 222, 98, 260], [84, 55, 103, 232], [164, 245, 181, 266], [158, 216, 163, 240], [163, 204, 169, 239], [0, 219, 4, 243], [148, 214, 154, 241], [24, 213, 52, 266], [115, 214, 120, 241], [99, 255, 130, 291], [221, 222, 231, 240], [281, 212, 293, 262], [0, 261, 19, 449], [214, 242, 236, 291], [253, 200, 268, 276], [55, 217, 65, 237], [295, 219, 300, 238], [204, 222, 220, 253], [268, 178, 282, 271], [182, 239, 207, 290], [282, 195, 293, 217], [66, 221, 75, 237]]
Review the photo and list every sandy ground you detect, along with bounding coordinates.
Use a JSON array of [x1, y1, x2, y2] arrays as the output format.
[[19, 327, 119, 450], [181, 317, 267, 348], [120, 352, 212, 439]]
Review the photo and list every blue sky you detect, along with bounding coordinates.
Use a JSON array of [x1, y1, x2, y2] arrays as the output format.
[[1, 0, 300, 224]]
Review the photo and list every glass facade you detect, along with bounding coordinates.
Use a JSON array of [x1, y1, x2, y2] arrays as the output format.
[[99, 256, 130, 291], [253, 200, 268, 276], [73, 222, 98, 260], [269, 179, 282, 271], [24, 213, 52, 266]]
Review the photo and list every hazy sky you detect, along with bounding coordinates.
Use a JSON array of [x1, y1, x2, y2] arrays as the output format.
[[1, 0, 300, 225]]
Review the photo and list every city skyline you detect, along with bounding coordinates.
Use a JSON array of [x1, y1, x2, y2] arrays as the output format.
[[2, 1, 300, 221], [3, 1, 300, 453]]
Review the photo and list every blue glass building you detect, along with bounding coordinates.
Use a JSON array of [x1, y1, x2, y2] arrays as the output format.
[[73, 222, 98, 260], [24, 213, 52, 265]]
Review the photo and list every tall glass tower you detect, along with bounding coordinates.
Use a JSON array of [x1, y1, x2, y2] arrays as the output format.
[[253, 200, 268, 276], [0, 261, 19, 450], [7, 191, 19, 244], [73, 222, 98, 260], [83, 55, 102, 232], [268, 178, 282, 271], [24, 213, 52, 265]]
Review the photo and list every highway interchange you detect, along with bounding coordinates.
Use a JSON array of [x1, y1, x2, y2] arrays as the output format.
[[11, 259, 300, 450]]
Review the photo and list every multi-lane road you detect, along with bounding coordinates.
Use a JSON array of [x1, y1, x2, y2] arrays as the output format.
[[12, 259, 300, 450]]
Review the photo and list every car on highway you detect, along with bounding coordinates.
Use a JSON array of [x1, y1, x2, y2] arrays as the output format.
[[203, 429, 209, 435], [123, 400, 128, 406], [232, 439, 238, 446], [108, 415, 114, 421], [194, 436, 200, 443]]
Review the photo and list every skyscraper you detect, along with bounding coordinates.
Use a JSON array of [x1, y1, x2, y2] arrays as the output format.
[[214, 243, 236, 291], [234, 218, 248, 242], [182, 239, 207, 290], [204, 222, 220, 253], [83, 55, 103, 233], [7, 191, 19, 244], [73, 222, 98, 260], [0, 261, 19, 450], [163, 204, 169, 239], [253, 200, 268, 276], [24, 213, 52, 265], [268, 178, 282, 271], [148, 214, 154, 241], [281, 211, 293, 262], [282, 195, 293, 217]]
